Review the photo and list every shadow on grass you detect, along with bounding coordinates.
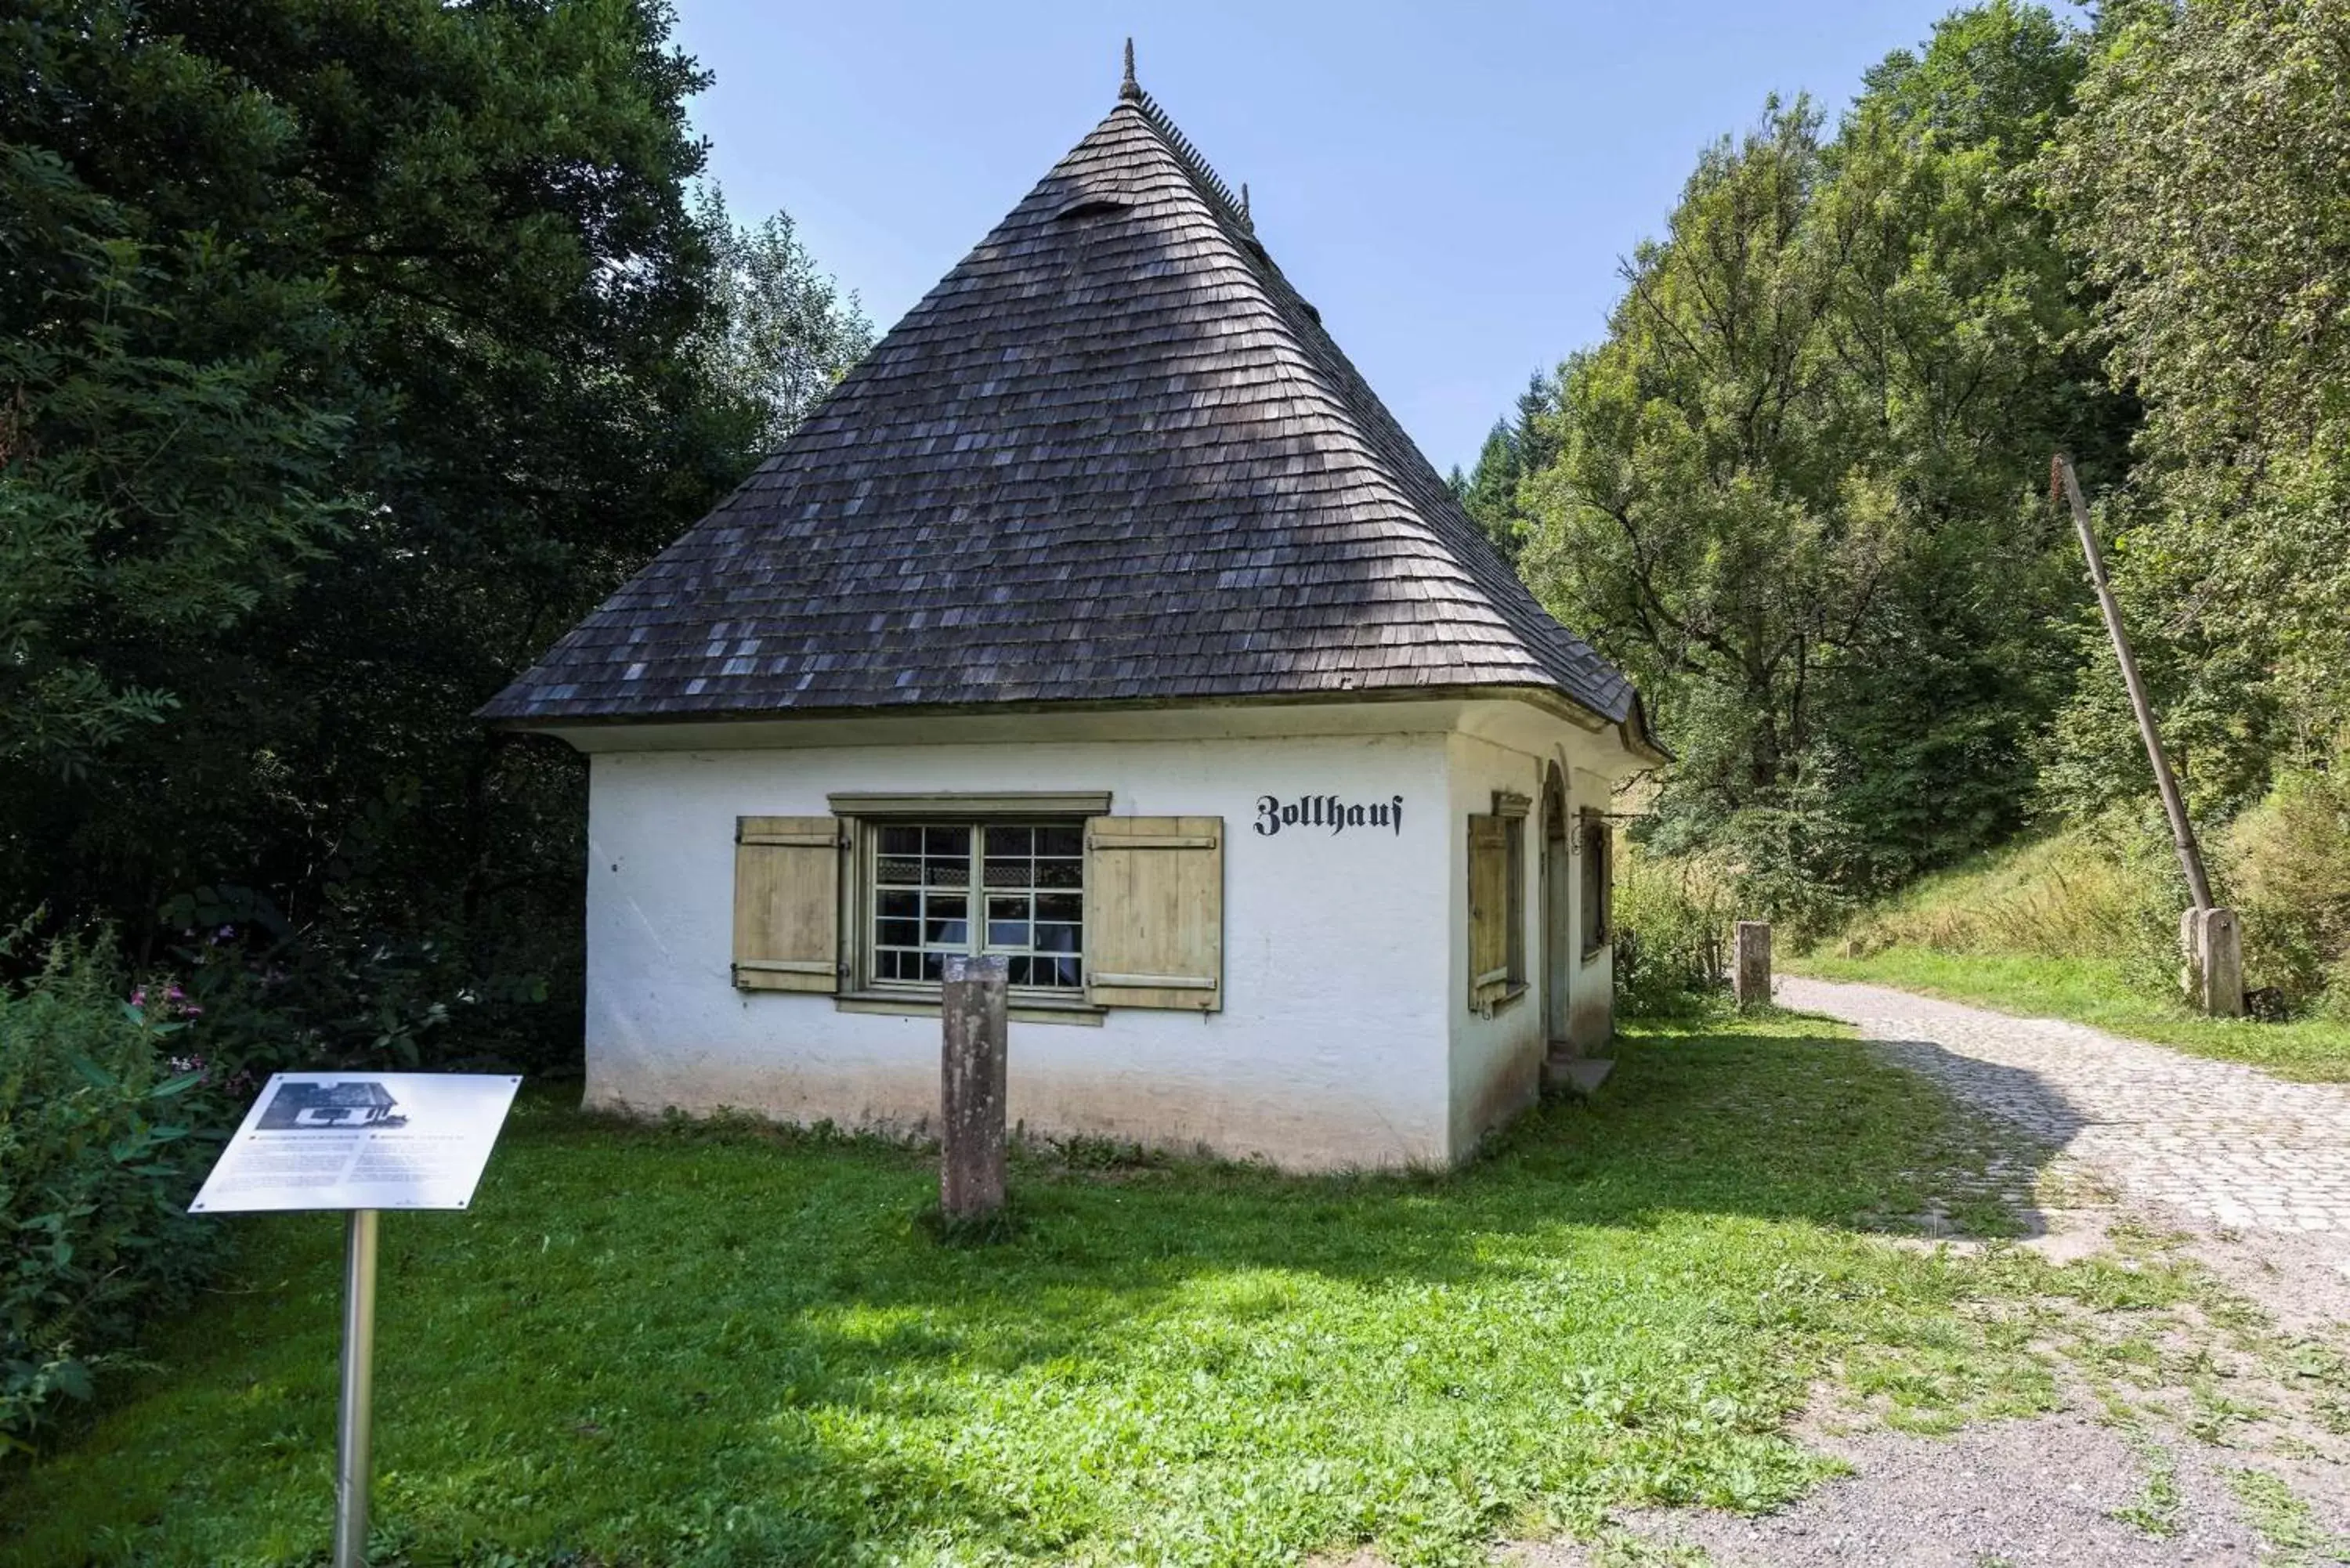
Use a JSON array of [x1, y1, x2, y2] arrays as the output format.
[[1, 1014, 2084, 1567]]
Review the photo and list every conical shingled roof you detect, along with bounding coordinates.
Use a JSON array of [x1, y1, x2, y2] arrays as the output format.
[[479, 80, 1645, 737]]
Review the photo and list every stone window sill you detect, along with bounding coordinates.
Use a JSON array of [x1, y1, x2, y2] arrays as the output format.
[[833, 991, 1105, 1028]]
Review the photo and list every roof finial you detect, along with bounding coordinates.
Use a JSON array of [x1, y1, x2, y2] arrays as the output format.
[[1120, 38, 1141, 102], [1239, 182, 1252, 230]]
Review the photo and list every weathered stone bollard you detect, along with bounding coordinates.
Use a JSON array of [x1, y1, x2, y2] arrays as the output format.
[[2180, 906, 2245, 1018], [1734, 921, 1772, 1011], [940, 953, 1009, 1219]]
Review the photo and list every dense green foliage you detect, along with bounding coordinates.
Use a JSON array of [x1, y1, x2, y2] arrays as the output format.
[[696, 187, 875, 454], [0, 1024, 2111, 1565], [2040, 0, 2350, 823], [0, 0, 866, 1074], [1508, 3, 2127, 930], [1611, 842, 1734, 1016], [1446, 372, 1560, 562], [0, 934, 218, 1450], [1480, 1, 2348, 1003], [1797, 0, 2350, 1019], [0, 0, 867, 1433]]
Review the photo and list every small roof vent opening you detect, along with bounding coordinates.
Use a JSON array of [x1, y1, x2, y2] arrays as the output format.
[[1054, 195, 1133, 222]]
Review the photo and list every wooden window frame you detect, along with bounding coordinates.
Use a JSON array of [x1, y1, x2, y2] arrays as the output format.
[[841, 813, 1097, 1010], [827, 790, 1112, 818]]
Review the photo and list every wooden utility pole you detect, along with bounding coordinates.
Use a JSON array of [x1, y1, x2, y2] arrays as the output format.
[[2055, 453, 2241, 1015], [2053, 453, 2214, 911]]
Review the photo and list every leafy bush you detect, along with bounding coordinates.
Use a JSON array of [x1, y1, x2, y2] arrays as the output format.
[[1614, 844, 1734, 1015], [2223, 765, 2350, 1011], [1, 931, 220, 1451], [1707, 800, 1872, 945]]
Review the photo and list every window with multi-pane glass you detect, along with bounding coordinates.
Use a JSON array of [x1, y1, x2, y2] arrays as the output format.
[[869, 823, 1084, 990]]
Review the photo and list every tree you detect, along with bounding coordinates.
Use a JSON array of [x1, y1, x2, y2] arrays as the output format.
[[0, 147, 349, 780], [1454, 370, 1562, 562], [1798, 0, 2125, 874], [1523, 96, 1884, 886], [1520, 4, 2117, 913], [2041, 0, 2350, 818], [695, 188, 875, 453], [1458, 420, 1526, 558], [1, 0, 866, 1066]]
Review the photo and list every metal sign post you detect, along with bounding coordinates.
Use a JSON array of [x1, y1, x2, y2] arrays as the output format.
[[190, 1072, 521, 1566], [335, 1209, 380, 1568]]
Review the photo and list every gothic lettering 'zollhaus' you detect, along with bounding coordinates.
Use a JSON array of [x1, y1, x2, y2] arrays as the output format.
[[1253, 794, 1403, 837]]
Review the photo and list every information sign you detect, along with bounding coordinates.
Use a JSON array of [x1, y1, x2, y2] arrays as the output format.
[[189, 1071, 522, 1566], [190, 1071, 522, 1213]]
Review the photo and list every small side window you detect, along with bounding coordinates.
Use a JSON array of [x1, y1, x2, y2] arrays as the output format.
[[1468, 807, 1527, 1008], [1580, 811, 1612, 957]]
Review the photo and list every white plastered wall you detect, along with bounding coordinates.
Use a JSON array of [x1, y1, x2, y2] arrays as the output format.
[[580, 727, 1455, 1170], [1441, 705, 1639, 1158]]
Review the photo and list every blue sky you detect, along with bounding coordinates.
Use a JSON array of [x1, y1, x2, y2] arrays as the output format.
[[674, 1, 1977, 474]]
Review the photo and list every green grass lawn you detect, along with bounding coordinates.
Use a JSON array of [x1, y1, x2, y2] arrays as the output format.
[[1789, 945, 2350, 1082], [2, 1014, 2158, 1567]]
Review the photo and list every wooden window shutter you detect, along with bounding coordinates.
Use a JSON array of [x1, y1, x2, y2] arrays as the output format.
[[1083, 816, 1222, 1011], [732, 815, 841, 992], [1580, 810, 1612, 955], [1468, 815, 1510, 1004]]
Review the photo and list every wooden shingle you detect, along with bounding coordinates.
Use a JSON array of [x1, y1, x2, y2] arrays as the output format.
[[479, 85, 1647, 737]]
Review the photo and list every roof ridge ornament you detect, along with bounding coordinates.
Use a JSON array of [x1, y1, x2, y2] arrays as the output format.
[[1120, 38, 1141, 102], [1124, 81, 1254, 237]]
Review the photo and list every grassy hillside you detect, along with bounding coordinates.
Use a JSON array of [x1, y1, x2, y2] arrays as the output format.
[[1791, 832, 2350, 1081], [1818, 833, 2155, 962]]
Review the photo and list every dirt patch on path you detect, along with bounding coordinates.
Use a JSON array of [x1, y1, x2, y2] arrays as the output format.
[[1522, 1411, 2261, 1566]]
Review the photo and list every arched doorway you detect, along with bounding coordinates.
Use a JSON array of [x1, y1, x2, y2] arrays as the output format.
[[1541, 763, 1572, 1049]]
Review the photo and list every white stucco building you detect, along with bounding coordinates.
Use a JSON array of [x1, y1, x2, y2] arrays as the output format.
[[483, 61, 1661, 1170]]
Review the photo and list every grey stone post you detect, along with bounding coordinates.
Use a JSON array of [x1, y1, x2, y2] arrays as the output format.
[[2180, 906, 2245, 1018], [1734, 921, 1772, 1010], [941, 953, 1008, 1219]]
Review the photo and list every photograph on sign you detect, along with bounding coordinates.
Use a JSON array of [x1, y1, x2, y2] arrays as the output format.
[[190, 1072, 522, 1214]]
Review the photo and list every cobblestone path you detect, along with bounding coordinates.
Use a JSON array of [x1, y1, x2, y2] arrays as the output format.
[[1778, 975, 2350, 1241]]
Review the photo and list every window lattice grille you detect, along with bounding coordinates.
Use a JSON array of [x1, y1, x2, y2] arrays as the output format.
[[871, 823, 1084, 988]]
